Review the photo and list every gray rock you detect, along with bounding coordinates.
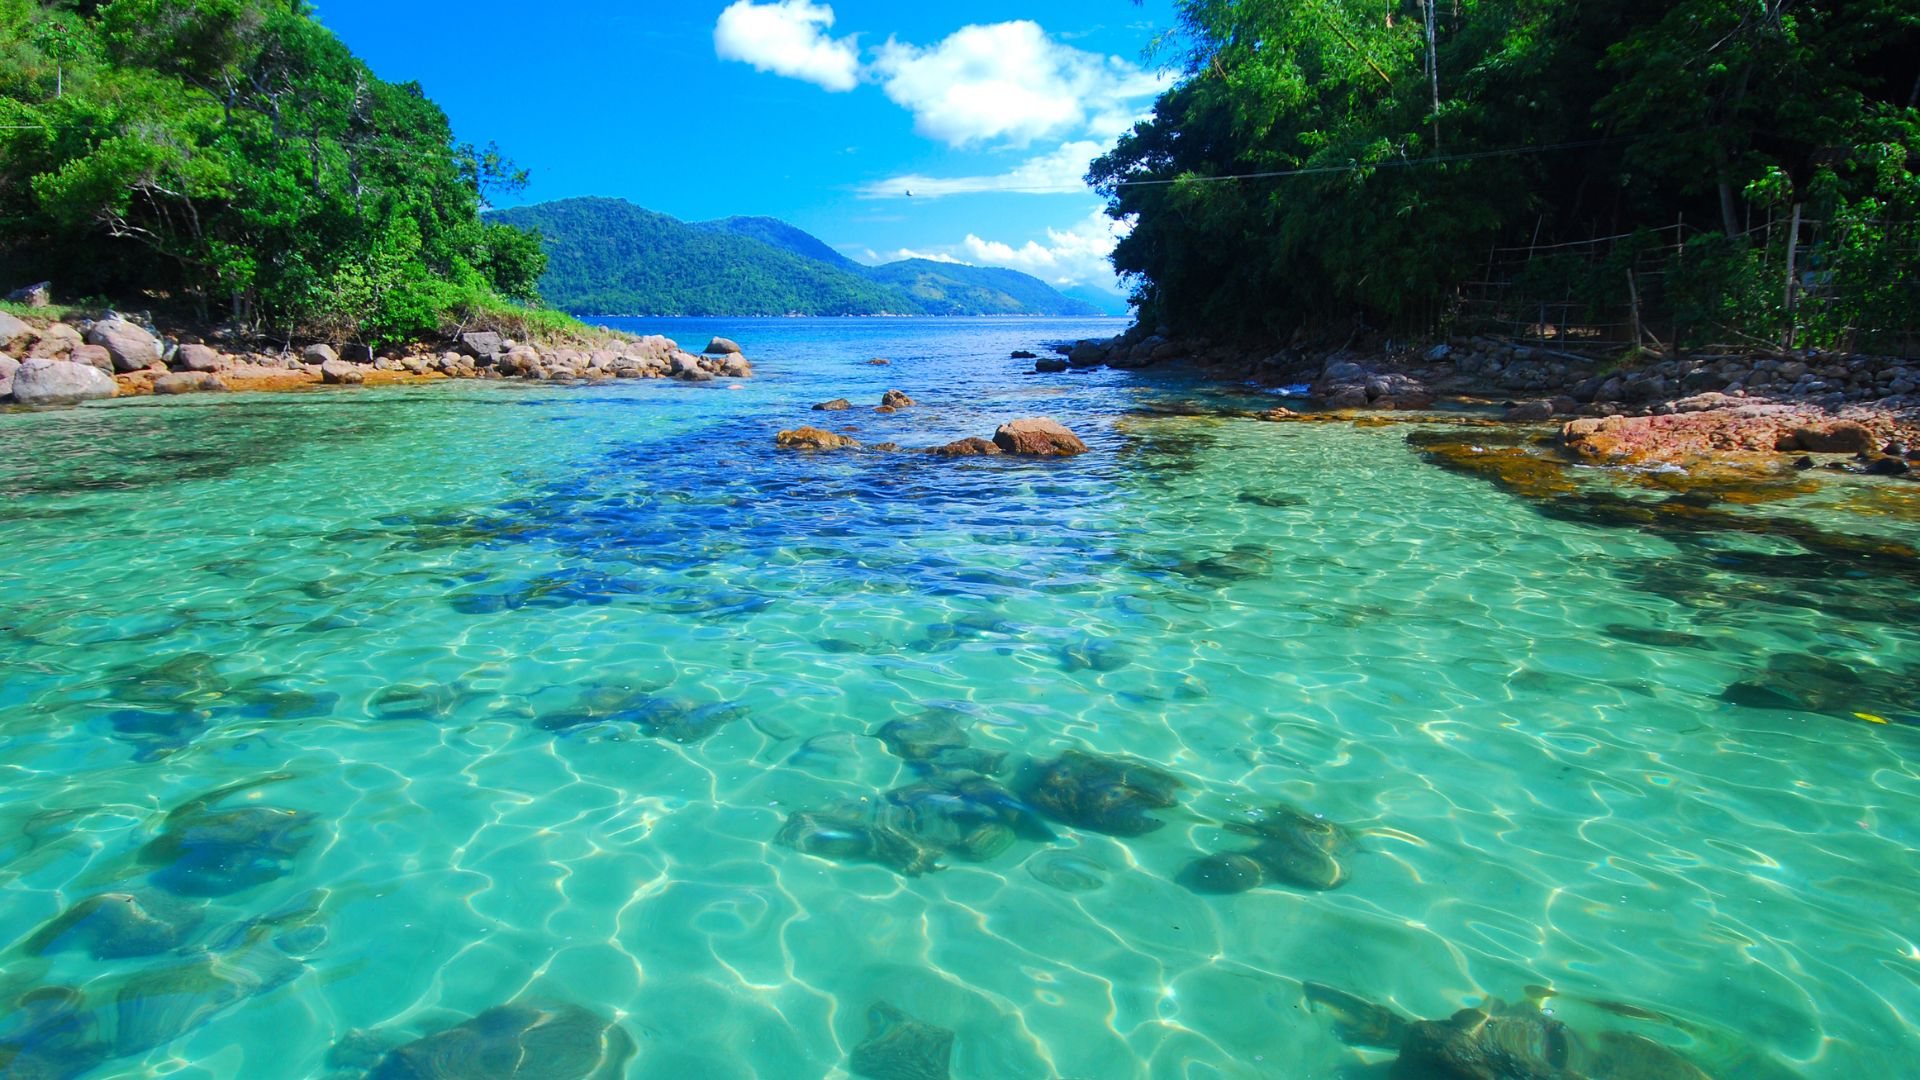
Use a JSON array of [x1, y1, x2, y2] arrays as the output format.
[[0, 353, 17, 381], [11, 358, 118, 405], [320, 359, 363, 385], [27, 322, 83, 359], [0, 377, 10, 401], [1502, 399, 1555, 422], [704, 336, 743, 355], [669, 351, 703, 375], [302, 343, 339, 366], [1035, 357, 1068, 373], [456, 331, 503, 360], [5, 281, 51, 307], [1068, 341, 1107, 369], [341, 343, 375, 364], [0, 311, 31, 351], [722, 357, 753, 378], [500, 345, 542, 374], [153, 372, 227, 395], [173, 344, 223, 372], [70, 344, 114, 372], [85, 318, 162, 372]]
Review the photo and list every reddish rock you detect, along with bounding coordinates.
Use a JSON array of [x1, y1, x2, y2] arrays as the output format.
[[69, 344, 114, 372], [992, 417, 1089, 456], [928, 437, 1002, 456], [1783, 421, 1876, 454], [776, 426, 860, 450], [881, 389, 915, 409]]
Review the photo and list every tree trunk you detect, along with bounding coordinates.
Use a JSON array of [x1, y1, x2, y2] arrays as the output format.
[[1782, 201, 1803, 348]]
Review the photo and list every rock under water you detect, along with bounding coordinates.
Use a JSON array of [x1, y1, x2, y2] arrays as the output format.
[[361, 1000, 635, 1080], [848, 1001, 953, 1080], [1014, 750, 1183, 836]]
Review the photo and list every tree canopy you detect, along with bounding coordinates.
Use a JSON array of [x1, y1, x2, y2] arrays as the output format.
[[0, 0, 546, 345], [1093, 0, 1920, 351]]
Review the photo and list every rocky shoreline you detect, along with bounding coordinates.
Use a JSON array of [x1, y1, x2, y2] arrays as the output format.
[[0, 308, 753, 407], [1055, 325, 1920, 479]]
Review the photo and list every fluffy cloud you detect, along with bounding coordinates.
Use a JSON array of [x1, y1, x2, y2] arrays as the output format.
[[960, 208, 1132, 287], [871, 22, 1169, 147], [714, 1, 860, 92], [857, 141, 1104, 199]]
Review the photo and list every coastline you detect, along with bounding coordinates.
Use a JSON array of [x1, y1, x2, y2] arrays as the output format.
[[1055, 325, 1920, 481]]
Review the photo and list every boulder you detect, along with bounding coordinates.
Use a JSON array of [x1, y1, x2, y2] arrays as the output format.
[[456, 331, 504, 361], [1323, 386, 1369, 410], [320, 359, 364, 385], [153, 372, 228, 395], [1502, 400, 1555, 423], [501, 345, 543, 374], [0, 377, 9, 401], [6, 281, 51, 307], [0, 354, 17, 381], [0, 311, 31, 351], [1784, 421, 1876, 454], [881, 389, 915, 409], [1011, 350, 1038, 360], [704, 337, 743, 356], [929, 437, 1002, 457], [173, 344, 224, 372], [27, 322, 82, 359], [668, 351, 702, 376], [813, 399, 853, 412], [867, 358, 891, 366], [70, 344, 114, 372], [1034, 357, 1068, 373], [83, 319, 161, 373], [722, 357, 753, 378], [1067, 342, 1107, 369], [10, 358, 118, 405], [340, 343, 375, 364], [303, 343, 339, 366], [992, 417, 1089, 456], [776, 426, 860, 450], [675, 365, 715, 382]]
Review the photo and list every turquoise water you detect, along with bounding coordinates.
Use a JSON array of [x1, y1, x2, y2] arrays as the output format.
[[1, 316, 1916, 1078]]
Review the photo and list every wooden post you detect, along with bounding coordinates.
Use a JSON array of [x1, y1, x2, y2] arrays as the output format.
[[1627, 269, 1644, 353], [1783, 201, 1803, 349]]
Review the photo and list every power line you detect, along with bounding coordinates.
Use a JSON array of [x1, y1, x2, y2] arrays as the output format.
[[889, 137, 1627, 197]]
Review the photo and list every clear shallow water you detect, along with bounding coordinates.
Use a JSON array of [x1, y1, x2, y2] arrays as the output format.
[[0, 316, 1916, 1078]]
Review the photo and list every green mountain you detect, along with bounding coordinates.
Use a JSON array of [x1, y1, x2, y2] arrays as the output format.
[[491, 198, 1105, 317]]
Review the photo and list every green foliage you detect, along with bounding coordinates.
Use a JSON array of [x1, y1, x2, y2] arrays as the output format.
[[1095, 0, 1920, 350], [0, 0, 549, 347], [491, 198, 1102, 317]]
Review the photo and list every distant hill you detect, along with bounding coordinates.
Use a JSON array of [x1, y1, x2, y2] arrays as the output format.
[[697, 216, 863, 271], [490, 198, 1105, 318]]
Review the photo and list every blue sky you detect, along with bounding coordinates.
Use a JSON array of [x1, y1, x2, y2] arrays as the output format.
[[311, 1, 1184, 299]]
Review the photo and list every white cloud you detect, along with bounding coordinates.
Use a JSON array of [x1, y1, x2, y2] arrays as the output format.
[[960, 208, 1132, 288], [714, 1, 860, 92], [858, 141, 1104, 199], [871, 21, 1170, 147]]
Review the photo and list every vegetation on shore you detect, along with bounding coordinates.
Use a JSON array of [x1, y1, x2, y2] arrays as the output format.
[[0, 0, 558, 348], [1095, 0, 1920, 352], [490, 197, 1107, 318]]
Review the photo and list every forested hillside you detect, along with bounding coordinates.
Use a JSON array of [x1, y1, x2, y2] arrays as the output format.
[[492, 198, 1105, 318], [1095, 0, 1920, 352], [0, 0, 550, 345]]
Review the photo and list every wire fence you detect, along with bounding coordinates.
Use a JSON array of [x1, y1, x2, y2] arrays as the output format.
[[1453, 216, 1920, 358]]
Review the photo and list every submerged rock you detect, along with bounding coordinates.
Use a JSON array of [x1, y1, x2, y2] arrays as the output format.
[[777, 426, 861, 451], [928, 437, 1001, 457], [1014, 750, 1183, 836], [24, 892, 206, 960], [849, 1001, 954, 1080], [885, 775, 1055, 856], [361, 1000, 635, 1080], [1179, 804, 1353, 894], [140, 775, 318, 897], [776, 805, 943, 877], [873, 710, 1007, 775]]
